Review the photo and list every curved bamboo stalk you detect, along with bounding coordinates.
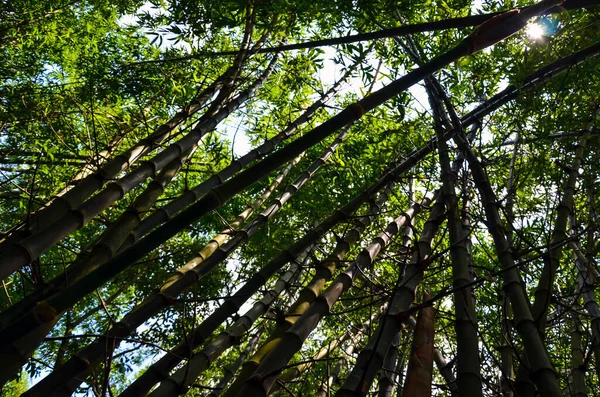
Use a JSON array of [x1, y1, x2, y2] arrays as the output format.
[[222, 180, 396, 396], [0, 54, 279, 281], [147, 249, 308, 397], [401, 295, 434, 397], [235, 195, 432, 397]]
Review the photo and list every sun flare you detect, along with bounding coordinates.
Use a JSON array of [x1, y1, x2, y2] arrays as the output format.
[[526, 23, 545, 40]]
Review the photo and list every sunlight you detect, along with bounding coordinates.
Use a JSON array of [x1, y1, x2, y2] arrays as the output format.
[[526, 22, 545, 40]]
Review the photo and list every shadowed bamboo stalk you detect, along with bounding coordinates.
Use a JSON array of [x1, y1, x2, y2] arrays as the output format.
[[529, 107, 598, 333], [207, 327, 265, 397], [401, 295, 434, 397], [0, 54, 280, 282], [454, 131, 562, 396], [514, 106, 598, 396], [0, 6, 261, 251], [569, 311, 587, 397], [235, 194, 432, 397], [0, 147, 198, 384], [2, 34, 584, 390], [223, 180, 396, 396], [377, 333, 400, 397], [569, 216, 600, 344], [426, 79, 482, 396], [269, 274, 388, 395], [146, 247, 309, 397], [22, 125, 351, 395], [117, 56, 365, 252]]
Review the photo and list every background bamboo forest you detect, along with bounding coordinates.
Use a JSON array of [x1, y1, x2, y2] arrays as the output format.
[[1, 0, 599, 395]]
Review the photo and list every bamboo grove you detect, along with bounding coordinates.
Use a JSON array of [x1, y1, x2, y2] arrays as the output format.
[[1, 0, 600, 395]]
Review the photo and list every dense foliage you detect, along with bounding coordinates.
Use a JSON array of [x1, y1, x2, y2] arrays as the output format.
[[0, 0, 599, 396]]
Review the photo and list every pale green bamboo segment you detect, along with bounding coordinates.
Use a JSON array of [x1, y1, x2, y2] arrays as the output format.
[[569, 311, 587, 397], [234, 194, 433, 397], [455, 130, 562, 397], [0, 147, 196, 385], [207, 328, 265, 397], [222, 180, 396, 397], [121, 58, 362, 251], [427, 79, 482, 396], [530, 106, 600, 332], [148, 250, 306, 397], [0, 54, 279, 282], [316, 332, 362, 397]]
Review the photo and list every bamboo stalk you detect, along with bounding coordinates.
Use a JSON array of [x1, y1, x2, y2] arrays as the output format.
[[222, 180, 396, 396], [455, 131, 562, 396], [236, 195, 432, 396], [401, 295, 434, 397], [117, 55, 364, 252], [206, 327, 265, 397], [426, 78, 482, 396], [147, 250, 309, 397]]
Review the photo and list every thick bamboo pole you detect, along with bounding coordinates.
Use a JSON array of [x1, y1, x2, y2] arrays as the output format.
[[207, 326, 265, 397], [9, 155, 299, 390], [401, 296, 434, 397], [455, 132, 562, 396], [568, 311, 587, 397], [336, 191, 445, 396], [118, 58, 363, 251], [426, 79, 482, 396], [5, 31, 590, 347], [514, 107, 598, 395], [0, 146, 197, 329], [377, 333, 400, 397]]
